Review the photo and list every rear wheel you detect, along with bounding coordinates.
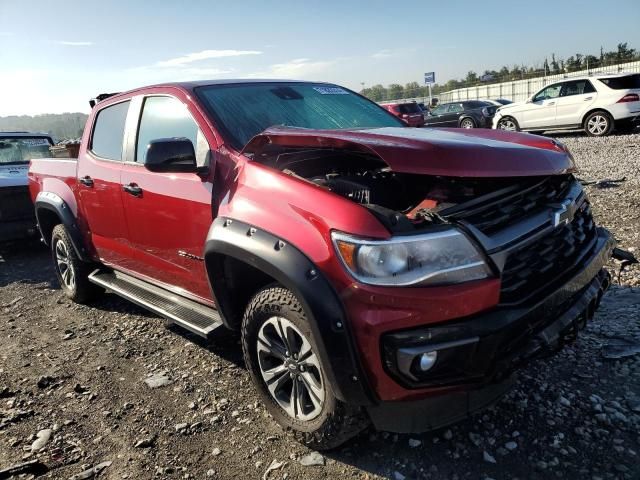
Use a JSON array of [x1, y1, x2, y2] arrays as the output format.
[[460, 118, 475, 129], [51, 225, 103, 303], [241, 286, 368, 450], [497, 116, 519, 131], [584, 111, 613, 137]]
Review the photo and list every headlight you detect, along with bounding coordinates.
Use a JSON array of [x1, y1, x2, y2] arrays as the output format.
[[332, 229, 492, 287]]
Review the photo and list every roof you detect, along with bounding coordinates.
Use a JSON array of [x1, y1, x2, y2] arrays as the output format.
[[97, 79, 332, 106]]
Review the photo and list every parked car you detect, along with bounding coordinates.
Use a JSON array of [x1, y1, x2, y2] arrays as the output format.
[[481, 98, 513, 106], [30, 80, 619, 450], [493, 73, 640, 136], [382, 102, 425, 127], [424, 100, 498, 128], [0, 132, 53, 242]]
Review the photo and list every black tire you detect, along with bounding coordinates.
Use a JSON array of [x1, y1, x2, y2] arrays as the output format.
[[459, 117, 476, 129], [497, 116, 520, 132], [241, 285, 369, 450], [584, 110, 613, 137], [51, 224, 103, 304]]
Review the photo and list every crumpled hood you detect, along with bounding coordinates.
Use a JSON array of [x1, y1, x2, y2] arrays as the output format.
[[0, 164, 29, 188], [243, 126, 576, 177]]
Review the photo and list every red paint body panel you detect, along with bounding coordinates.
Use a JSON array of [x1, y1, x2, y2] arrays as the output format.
[[244, 126, 576, 177], [28, 81, 579, 403]]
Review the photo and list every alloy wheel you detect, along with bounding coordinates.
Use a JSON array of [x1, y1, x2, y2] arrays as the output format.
[[499, 118, 517, 131], [461, 119, 474, 129], [257, 317, 325, 421], [587, 115, 609, 135], [55, 240, 75, 290]]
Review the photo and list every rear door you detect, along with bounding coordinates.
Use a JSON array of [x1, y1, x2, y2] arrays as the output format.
[[76, 100, 135, 268], [442, 103, 464, 126], [555, 80, 597, 127], [119, 94, 214, 303]]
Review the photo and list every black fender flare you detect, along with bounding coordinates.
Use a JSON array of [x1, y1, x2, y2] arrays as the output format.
[[203, 217, 375, 406], [34, 191, 91, 261]]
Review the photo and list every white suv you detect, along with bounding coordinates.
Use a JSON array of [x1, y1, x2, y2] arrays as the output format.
[[493, 73, 640, 136]]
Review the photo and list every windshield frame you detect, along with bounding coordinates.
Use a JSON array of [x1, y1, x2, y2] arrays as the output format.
[[0, 135, 54, 166], [193, 81, 404, 151]]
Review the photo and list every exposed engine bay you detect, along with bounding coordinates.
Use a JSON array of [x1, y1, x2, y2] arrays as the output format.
[[252, 146, 572, 233]]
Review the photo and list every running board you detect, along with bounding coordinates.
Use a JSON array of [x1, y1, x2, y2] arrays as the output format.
[[88, 270, 222, 338]]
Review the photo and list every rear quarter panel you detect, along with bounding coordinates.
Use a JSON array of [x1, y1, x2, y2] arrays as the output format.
[[28, 158, 79, 214]]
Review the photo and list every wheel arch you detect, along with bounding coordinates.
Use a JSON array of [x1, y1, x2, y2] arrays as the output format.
[[203, 217, 375, 406], [34, 192, 91, 261], [582, 107, 613, 128]]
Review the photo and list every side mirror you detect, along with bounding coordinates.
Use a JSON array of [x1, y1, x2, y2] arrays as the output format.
[[144, 138, 197, 173]]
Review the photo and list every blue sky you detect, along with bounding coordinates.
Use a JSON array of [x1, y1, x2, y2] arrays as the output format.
[[1, 0, 639, 115]]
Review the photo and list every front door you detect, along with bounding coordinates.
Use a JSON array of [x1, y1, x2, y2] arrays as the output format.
[[522, 83, 562, 129], [119, 95, 214, 303], [76, 100, 135, 268]]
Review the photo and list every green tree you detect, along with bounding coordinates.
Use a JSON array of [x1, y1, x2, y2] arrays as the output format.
[[387, 84, 404, 100]]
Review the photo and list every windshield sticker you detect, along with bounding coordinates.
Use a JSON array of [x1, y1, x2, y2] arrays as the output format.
[[20, 138, 51, 146], [313, 86, 349, 95]]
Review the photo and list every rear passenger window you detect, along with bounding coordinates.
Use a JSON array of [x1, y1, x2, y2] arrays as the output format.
[[91, 101, 130, 161], [136, 96, 208, 165]]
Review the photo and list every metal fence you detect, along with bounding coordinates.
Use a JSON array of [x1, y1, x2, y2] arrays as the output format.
[[380, 61, 640, 105], [438, 61, 640, 103]]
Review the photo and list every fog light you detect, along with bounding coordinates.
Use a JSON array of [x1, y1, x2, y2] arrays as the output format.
[[419, 351, 438, 371]]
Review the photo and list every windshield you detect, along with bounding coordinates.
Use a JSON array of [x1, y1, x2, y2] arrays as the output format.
[[195, 83, 404, 150], [0, 136, 52, 165]]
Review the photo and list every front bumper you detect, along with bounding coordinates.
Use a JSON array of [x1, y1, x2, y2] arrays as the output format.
[[367, 228, 613, 432]]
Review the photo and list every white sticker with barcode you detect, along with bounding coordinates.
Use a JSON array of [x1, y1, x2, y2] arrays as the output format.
[[313, 86, 349, 95]]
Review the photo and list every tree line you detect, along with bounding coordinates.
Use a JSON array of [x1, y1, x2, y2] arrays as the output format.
[[361, 43, 639, 102], [0, 113, 88, 143]]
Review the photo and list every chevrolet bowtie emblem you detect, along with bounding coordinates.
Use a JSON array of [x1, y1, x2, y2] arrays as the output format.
[[551, 199, 577, 228]]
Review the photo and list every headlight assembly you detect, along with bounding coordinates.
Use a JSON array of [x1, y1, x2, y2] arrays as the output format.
[[332, 229, 492, 287]]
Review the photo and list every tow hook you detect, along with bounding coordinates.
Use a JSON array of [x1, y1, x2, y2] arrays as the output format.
[[612, 247, 639, 279], [612, 247, 639, 269]]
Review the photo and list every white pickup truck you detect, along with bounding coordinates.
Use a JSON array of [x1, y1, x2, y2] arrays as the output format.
[[0, 132, 54, 242]]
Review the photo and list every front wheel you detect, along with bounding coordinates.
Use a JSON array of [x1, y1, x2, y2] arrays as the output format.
[[241, 286, 368, 450], [51, 224, 103, 304], [497, 116, 519, 131], [460, 118, 475, 129], [584, 111, 613, 137]]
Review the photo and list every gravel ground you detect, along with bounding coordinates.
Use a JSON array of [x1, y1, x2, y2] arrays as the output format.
[[1, 133, 639, 480]]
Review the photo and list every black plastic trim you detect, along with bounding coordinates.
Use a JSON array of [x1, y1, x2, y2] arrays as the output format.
[[203, 217, 375, 406], [34, 192, 90, 261]]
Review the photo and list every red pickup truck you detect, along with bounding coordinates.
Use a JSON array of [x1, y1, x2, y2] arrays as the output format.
[[29, 80, 617, 450]]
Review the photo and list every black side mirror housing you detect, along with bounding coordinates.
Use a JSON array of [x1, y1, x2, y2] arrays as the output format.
[[144, 138, 197, 173]]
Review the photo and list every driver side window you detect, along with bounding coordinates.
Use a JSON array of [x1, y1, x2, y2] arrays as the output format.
[[533, 84, 562, 102], [136, 96, 210, 166]]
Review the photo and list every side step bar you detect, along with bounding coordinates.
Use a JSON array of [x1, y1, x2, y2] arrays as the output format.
[[88, 270, 222, 338]]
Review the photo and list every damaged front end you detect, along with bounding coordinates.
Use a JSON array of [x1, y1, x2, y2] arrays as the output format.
[[244, 126, 619, 380]]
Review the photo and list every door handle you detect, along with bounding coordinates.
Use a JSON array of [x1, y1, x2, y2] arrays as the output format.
[[548, 102, 556, 106], [584, 97, 593, 101], [79, 176, 94, 187], [123, 183, 143, 197]]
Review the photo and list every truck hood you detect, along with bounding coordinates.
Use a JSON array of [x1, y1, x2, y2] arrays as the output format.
[[243, 126, 576, 177], [0, 164, 29, 188]]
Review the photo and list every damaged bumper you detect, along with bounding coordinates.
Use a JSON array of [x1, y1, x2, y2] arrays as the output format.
[[368, 228, 614, 433]]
